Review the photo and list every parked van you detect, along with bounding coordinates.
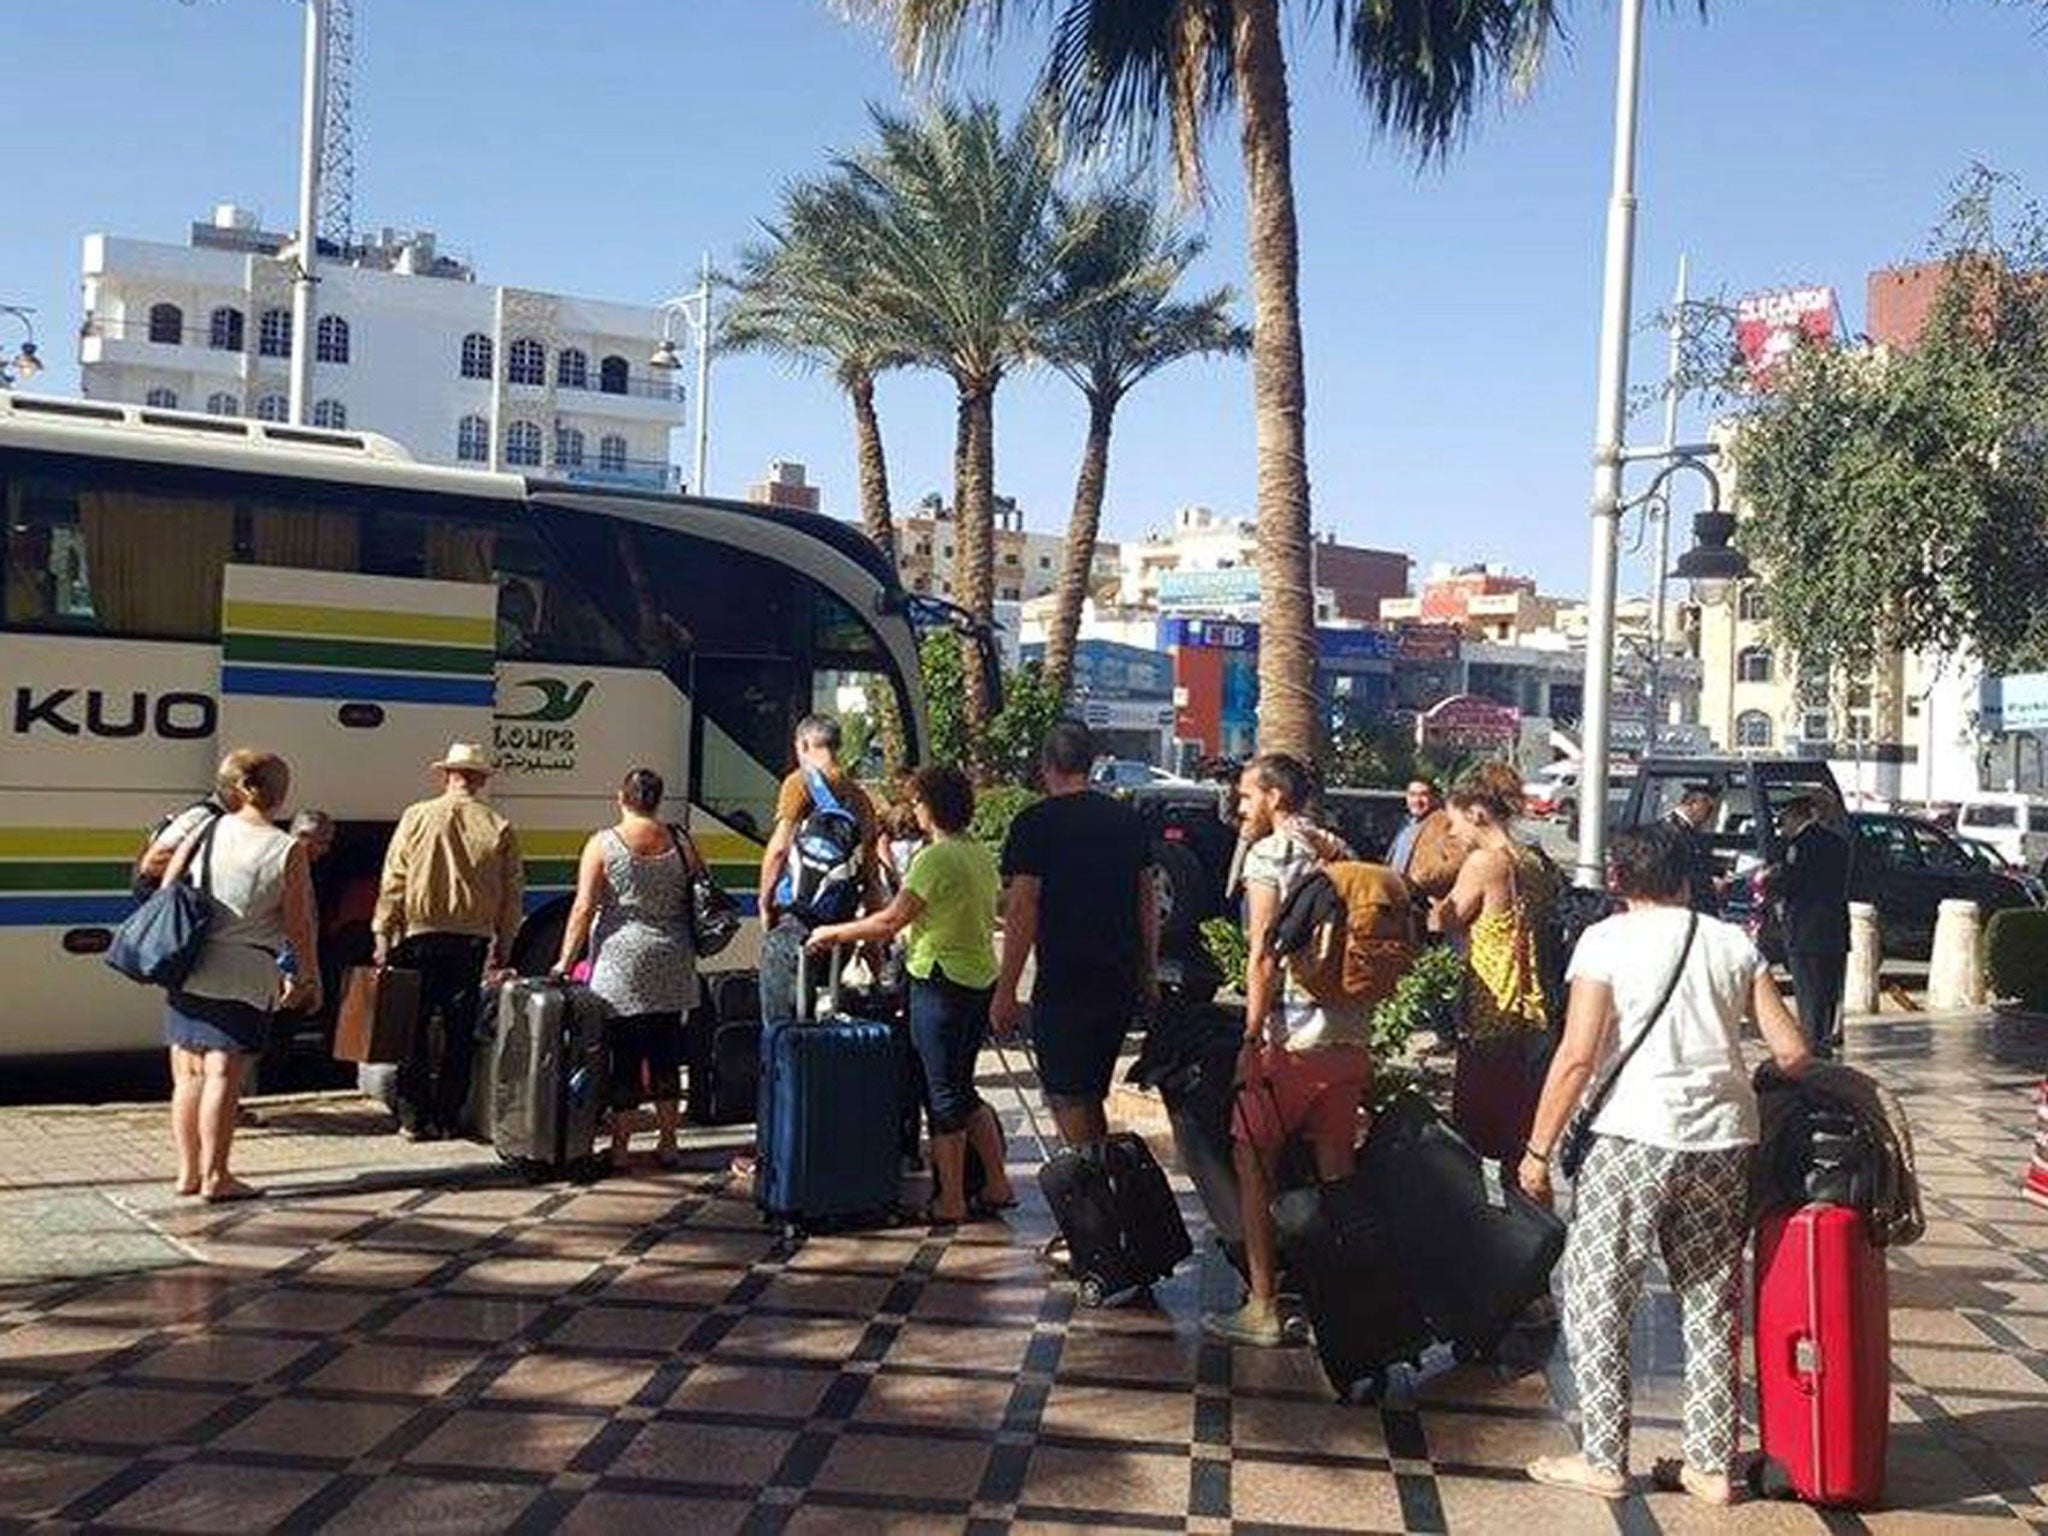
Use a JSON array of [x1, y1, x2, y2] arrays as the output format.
[[1956, 792, 2048, 873]]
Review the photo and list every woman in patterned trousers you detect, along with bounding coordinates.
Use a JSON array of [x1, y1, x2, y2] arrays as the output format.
[[1517, 823, 1815, 1506]]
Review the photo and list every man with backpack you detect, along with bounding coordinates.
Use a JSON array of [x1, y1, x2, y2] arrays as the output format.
[[755, 714, 884, 1026], [1205, 752, 1409, 1347]]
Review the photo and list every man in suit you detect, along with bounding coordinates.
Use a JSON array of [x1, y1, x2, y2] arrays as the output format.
[[1667, 785, 1724, 915], [1767, 793, 1853, 1057]]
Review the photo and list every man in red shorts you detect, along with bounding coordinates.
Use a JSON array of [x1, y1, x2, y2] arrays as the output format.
[[1204, 752, 1372, 1347]]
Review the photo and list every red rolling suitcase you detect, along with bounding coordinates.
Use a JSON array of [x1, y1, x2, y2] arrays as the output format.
[[1753, 1204, 1889, 1508]]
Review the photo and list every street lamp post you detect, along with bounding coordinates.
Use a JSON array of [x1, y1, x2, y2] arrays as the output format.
[[650, 253, 713, 495], [288, 0, 329, 427], [0, 306, 42, 388]]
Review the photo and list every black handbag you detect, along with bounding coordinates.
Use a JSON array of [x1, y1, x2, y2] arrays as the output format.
[[106, 814, 221, 989], [670, 823, 740, 957], [1557, 911, 1697, 1180]]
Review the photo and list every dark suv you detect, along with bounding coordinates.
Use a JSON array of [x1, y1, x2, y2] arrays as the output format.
[[1617, 755, 2039, 959], [1121, 781, 1408, 1006]]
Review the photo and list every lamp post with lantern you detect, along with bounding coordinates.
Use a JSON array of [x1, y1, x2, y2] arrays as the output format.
[[0, 307, 43, 389], [650, 253, 713, 495]]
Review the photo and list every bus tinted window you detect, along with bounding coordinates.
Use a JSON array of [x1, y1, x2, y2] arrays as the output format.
[[4, 472, 231, 639]]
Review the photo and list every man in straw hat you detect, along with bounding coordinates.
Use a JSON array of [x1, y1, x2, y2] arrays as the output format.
[[374, 742, 525, 1139]]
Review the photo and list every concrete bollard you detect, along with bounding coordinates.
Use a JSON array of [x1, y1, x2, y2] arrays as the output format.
[[1845, 902, 1882, 1016], [1926, 898, 1986, 1011]]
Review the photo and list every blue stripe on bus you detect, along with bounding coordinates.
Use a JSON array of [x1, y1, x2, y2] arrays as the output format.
[[0, 894, 135, 927], [221, 666, 497, 707]]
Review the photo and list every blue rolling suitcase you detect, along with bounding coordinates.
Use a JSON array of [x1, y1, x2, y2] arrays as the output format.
[[756, 948, 904, 1234]]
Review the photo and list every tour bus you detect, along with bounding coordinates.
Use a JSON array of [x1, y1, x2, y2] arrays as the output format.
[[0, 393, 940, 1058]]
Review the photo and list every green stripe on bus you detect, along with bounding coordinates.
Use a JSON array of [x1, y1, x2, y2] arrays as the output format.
[[525, 859, 578, 888], [0, 862, 133, 893], [223, 633, 495, 676], [223, 600, 496, 648]]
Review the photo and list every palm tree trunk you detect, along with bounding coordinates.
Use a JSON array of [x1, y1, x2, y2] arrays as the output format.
[[1046, 392, 1116, 703], [848, 369, 897, 565], [1231, 0, 1320, 762], [953, 382, 999, 743]]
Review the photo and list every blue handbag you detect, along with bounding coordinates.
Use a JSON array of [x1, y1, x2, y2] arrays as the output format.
[[106, 815, 220, 989]]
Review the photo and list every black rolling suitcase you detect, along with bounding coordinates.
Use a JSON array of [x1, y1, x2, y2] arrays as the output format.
[[1000, 1044, 1192, 1307], [1361, 1091, 1565, 1357], [1270, 1173, 1435, 1400], [491, 977, 609, 1182], [686, 972, 762, 1126]]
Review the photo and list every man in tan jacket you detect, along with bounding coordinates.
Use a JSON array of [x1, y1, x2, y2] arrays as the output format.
[[374, 743, 524, 1139], [1385, 778, 1468, 929]]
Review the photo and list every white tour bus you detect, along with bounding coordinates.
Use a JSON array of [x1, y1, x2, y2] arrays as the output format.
[[0, 393, 935, 1058]]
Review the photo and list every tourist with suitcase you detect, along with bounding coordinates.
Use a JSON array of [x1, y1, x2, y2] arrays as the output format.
[[549, 768, 700, 1171], [1517, 823, 1814, 1506], [1201, 752, 1377, 1348], [807, 765, 1013, 1223]]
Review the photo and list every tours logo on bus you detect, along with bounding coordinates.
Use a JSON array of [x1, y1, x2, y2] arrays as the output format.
[[491, 677, 594, 775], [11, 688, 216, 740]]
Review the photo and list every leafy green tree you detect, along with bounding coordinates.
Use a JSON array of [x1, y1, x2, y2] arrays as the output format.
[[917, 632, 1071, 783], [837, 0, 1564, 761], [1727, 167, 2048, 677], [1038, 190, 1249, 701], [724, 173, 914, 564]]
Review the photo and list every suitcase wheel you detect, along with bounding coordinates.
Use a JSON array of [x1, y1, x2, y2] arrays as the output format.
[[1075, 1275, 1107, 1309]]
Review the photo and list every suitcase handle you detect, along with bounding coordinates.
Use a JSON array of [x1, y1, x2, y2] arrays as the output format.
[[988, 1037, 1057, 1165], [794, 944, 843, 1024]]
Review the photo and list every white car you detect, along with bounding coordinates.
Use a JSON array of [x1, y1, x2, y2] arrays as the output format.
[[1091, 758, 1192, 790], [1956, 792, 2048, 873]]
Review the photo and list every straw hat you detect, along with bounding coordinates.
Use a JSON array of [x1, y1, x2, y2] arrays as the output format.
[[432, 742, 495, 775]]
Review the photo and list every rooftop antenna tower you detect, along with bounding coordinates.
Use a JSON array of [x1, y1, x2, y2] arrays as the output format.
[[317, 0, 355, 250]]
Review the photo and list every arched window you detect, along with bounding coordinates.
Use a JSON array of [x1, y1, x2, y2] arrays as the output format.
[[1737, 646, 1774, 684], [456, 414, 490, 463], [144, 387, 179, 409], [554, 426, 585, 468], [258, 308, 292, 358], [208, 306, 244, 352], [204, 391, 240, 416], [598, 433, 628, 473], [1738, 584, 1769, 623], [460, 332, 494, 379], [312, 398, 347, 428], [254, 393, 289, 422], [557, 348, 588, 389], [1735, 710, 1774, 749], [147, 303, 183, 344], [598, 355, 629, 395], [315, 314, 351, 364], [505, 420, 543, 467], [508, 337, 546, 386]]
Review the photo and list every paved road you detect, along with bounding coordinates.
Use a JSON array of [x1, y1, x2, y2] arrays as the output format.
[[0, 1009, 2042, 1531]]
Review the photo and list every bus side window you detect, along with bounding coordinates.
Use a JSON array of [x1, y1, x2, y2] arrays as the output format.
[[3, 474, 229, 639]]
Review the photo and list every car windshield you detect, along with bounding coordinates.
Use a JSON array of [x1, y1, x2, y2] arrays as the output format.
[[1966, 804, 2019, 829]]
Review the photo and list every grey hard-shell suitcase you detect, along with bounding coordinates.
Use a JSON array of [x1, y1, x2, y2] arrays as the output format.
[[491, 977, 608, 1181]]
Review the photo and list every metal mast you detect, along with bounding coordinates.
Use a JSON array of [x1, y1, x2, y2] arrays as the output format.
[[318, 0, 355, 249], [287, 0, 328, 425]]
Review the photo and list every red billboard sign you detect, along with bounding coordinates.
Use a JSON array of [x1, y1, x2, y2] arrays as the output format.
[[1417, 693, 1521, 751], [1736, 287, 1836, 388]]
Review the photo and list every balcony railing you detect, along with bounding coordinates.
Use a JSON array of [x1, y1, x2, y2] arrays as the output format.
[[553, 375, 684, 403], [553, 459, 682, 492], [81, 314, 268, 352]]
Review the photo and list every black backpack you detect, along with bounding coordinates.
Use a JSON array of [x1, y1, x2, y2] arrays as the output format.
[[774, 768, 864, 926], [131, 799, 218, 901], [1528, 845, 1621, 1026]]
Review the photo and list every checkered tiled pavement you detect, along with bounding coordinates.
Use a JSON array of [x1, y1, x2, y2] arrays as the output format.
[[1, 1011, 2044, 1533]]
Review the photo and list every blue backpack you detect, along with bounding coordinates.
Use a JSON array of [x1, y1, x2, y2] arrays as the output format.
[[776, 768, 864, 926]]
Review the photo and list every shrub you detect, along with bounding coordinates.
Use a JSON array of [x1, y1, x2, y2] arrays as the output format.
[[1370, 943, 1466, 1060], [1985, 908, 2048, 1012], [971, 782, 1038, 852], [1200, 917, 1248, 993]]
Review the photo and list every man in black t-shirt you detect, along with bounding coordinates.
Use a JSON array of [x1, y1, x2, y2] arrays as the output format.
[[993, 721, 1158, 1146]]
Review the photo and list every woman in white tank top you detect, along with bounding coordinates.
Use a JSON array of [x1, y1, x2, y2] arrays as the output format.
[[154, 750, 321, 1203]]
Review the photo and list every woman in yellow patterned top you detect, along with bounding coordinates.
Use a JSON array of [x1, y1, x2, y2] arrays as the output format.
[[1437, 761, 1558, 1161]]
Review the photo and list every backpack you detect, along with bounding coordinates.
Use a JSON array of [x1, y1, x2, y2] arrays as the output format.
[[1268, 861, 1418, 1011], [775, 768, 865, 926], [1526, 844, 1620, 1026]]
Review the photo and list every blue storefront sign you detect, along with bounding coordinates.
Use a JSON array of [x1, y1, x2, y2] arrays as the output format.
[[1983, 673, 2048, 733]]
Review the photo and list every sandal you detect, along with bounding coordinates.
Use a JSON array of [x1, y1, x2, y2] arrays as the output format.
[[1526, 1454, 1628, 1501], [1651, 1459, 1736, 1506], [970, 1194, 1019, 1218], [202, 1177, 264, 1205]]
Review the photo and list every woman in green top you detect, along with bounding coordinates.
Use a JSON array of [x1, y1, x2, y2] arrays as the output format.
[[808, 764, 1015, 1223]]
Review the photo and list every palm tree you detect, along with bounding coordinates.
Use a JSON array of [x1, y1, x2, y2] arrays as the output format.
[[1038, 190, 1248, 701], [839, 0, 1561, 758], [723, 174, 912, 564], [834, 99, 1071, 733]]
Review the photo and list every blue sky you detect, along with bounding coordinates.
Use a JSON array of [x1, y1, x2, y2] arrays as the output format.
[[7, 1, 2047, 596]]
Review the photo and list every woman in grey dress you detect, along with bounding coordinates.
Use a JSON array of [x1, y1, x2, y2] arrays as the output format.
[[553, 768, 701, 1169]]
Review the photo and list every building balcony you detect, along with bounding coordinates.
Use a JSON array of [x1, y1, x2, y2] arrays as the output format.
[[553, 375, 687, 421], [79, 315, 248, 377], [553, 459, 682, 492]]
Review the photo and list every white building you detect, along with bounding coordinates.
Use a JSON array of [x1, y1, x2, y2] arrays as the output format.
[[78, 205, 685, 488]]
